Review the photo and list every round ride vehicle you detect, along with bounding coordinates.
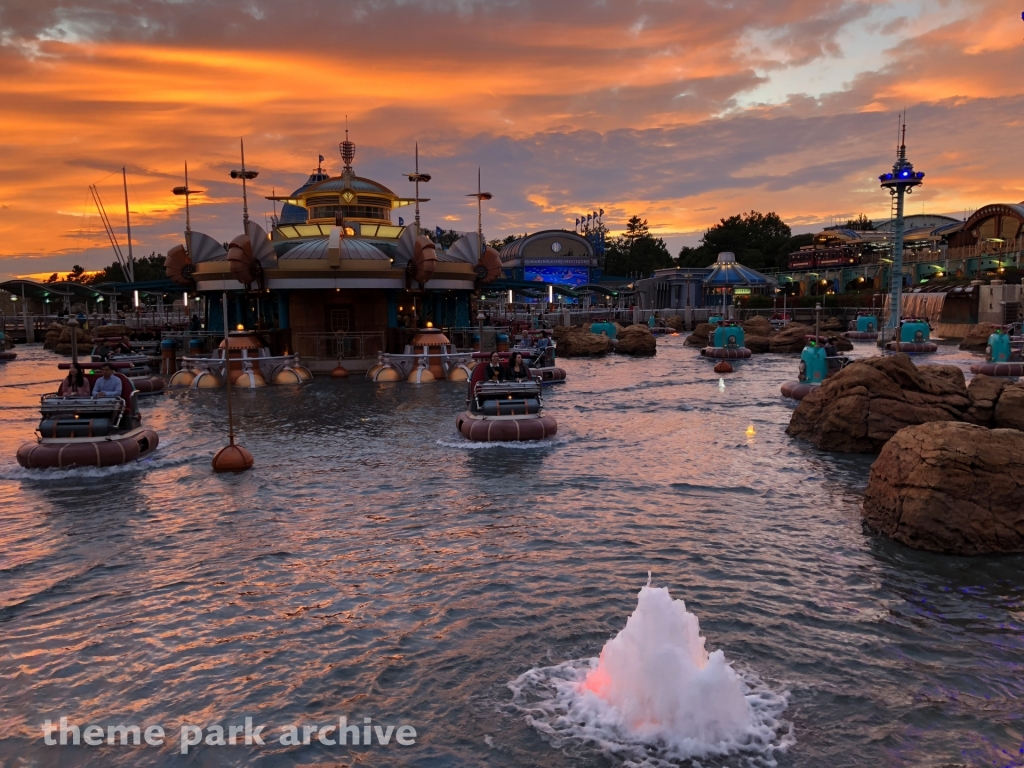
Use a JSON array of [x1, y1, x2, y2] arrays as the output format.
[[769, 311, 792, 330], [844, 312, 879, 340], [0, 330, 16, 361], [91, 339, 165, 395], [512, 336, 566, 385], [780, 336, 851, 401], [17, 363, 159, 468], [969, 326, 1024, 377], [700, 321, 751, 360], [884, 318, 937, 354], [455, 356, 557, 442]]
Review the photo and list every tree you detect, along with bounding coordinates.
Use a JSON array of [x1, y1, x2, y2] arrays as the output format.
[[845, 213, 875, 231], [429, 228, 463, 250], [44, 273, 58, 283], [604, 215, 673, 277], [487, 234, 518, 250], [676, 210, 792, 271], [86, 253, 167, 284], [67, 265, 86, 283]]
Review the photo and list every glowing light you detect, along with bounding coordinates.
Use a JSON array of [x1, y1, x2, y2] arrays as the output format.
[[548, 284, 554, 303], [183, 292, 189, 305], [508, 289, 513, 303], [718, 377, 725, 390], [133, 290, 139, 308], [236, 323, 244, 330], [426, 321, 433, 328], [746, 424, 756, 437]]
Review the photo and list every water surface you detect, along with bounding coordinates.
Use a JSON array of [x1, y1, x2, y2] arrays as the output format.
[[1, 339, 1022, 767]]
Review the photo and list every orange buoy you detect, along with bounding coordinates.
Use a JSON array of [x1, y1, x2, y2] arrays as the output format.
[[212, 443, 254, 473], [331, 364, 349, 379], [714, 361, 733, 373]]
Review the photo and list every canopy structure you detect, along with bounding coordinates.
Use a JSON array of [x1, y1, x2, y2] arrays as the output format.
[[703, 252, 777, 288]]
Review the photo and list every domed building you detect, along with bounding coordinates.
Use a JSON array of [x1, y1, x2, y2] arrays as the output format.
[[183, 136, 488, 372]]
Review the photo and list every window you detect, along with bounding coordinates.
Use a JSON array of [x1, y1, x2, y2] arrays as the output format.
[[330, 309, 351, 332]]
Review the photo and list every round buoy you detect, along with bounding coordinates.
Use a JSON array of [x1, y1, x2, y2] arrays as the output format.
[[714, 361, 733, 373], [447, 364, 472, 382], [372, 366, 401, 382], [273, 368, 303, 385], [234, 370, 267, 388], [212, 443, 253, 473], [407, 366, 435, 383], [293, 365, 313, 382], [331, 364, 349, 379], [192, 370, 223, 388], [168, 369, 196, 388]]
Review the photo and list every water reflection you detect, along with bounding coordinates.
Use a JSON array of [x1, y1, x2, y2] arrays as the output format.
[[0, 340, 1022, 767]]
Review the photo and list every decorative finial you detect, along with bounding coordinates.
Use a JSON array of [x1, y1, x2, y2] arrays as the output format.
[[339, 116, 355, 169]]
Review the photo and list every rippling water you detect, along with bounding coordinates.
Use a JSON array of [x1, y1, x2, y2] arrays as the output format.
[[2, 339, 1023, 767]]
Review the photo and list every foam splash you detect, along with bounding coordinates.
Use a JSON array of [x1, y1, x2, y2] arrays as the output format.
[[509, 577, 792, 767], [435, 436, 568, 451]]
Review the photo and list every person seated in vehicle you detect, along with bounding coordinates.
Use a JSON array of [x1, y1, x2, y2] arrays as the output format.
[[92, 363, 123, 397], [93, 341, 112, 360], [58, 363, 91, 397], [483, 351, 504, 382], [824, 337, 838, 357], [504, 352, 531, 382], [535, 331, 553, 366]]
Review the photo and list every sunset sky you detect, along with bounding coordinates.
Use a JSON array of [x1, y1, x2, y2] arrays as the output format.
[[0, 0, 1021, 281]]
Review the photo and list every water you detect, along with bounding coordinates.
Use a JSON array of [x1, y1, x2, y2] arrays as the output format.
[[2, 339, 1023, 767]]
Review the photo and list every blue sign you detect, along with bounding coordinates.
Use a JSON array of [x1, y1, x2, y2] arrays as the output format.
[[525, 266, 589, 287]]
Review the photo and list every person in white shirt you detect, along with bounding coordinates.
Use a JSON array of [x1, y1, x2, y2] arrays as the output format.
[[92, 364, 123, 397]]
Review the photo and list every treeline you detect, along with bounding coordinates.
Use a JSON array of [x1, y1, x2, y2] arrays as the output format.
[[45, 253, 167, 285]]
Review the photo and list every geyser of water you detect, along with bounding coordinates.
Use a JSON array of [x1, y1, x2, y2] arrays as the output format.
[[510, 575, 791, 765]]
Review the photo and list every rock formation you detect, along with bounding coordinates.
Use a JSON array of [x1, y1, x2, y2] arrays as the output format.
[[786, 353, 971, 453], [665, 315, 685, 331], [959, 323, 1000, 352], [769, 323, 815, 353], [862, 421, 1024, 555], [614, 324, 657, 356], [962, 375, 1008, 427], [994, 383, 1024, 432], [684, 323, 715, 347], [554, 326, 612, 357]]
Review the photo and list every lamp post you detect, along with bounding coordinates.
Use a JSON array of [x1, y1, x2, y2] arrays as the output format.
[[212, 291, 253, 473], [404, 143, 431, 233], [879, 117, 924, 352]]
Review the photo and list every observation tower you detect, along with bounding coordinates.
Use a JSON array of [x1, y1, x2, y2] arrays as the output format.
[[878, 119, 925, 344]]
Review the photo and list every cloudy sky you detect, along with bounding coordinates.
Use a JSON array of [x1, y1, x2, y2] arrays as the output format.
[[0, 0, 1021, 280]]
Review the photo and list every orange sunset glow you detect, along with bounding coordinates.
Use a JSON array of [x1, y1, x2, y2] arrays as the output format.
[[1, 0, 1022, 279]]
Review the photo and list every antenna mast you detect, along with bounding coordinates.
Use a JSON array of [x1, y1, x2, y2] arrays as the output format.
[[122, 166, 135, 282]]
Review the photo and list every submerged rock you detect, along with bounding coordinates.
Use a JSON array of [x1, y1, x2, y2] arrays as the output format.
[[615, 325, 657, 356], [786, 353, 970, 453], [862, 422, 1024, 555]]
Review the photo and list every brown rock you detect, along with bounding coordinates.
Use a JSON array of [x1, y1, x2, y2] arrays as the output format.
[[786, 353, 971, 453], [821, 316, 845, 332], [769, 322, 815, 353], [665, 315, 685, 331], [685, 322, 715, 347], [555, 327, 612, 357], [551, 325, 573, 342], [94, 324, 131, 338], [58, 325, 88, 344], [862, 422, 1024, 555], [741, 315, 774, 336], [614, 324, 657, 356], [918, 364, 967, 392], [746, 335, 771, 354], [963, 375, 1009, 427], [994, 383, 1024, 431], [959, 323, 1000, 353], [829, 335, 854, 352]]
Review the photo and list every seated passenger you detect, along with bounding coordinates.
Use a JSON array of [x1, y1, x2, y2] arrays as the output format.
[[504, 352, 531, 382], [483, 352, 504, 383], [93, 342, 112, 361], [58, 363, 91, 397], [824, 337, 838, 357], [92, 363, 123, 397]]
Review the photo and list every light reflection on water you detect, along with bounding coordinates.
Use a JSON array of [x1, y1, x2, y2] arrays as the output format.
[[1, 339, 1023, 767]]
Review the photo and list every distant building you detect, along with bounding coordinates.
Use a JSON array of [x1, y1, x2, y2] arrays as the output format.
[[498, 230, 598, 288], [872, 214, 961, 233]]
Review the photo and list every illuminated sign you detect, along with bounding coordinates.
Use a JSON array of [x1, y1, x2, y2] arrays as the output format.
[[524, 266, 589, 287], [733, 288, 752, 295]]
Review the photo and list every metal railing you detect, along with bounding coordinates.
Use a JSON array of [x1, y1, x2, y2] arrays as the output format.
[[292, 332, 386, 361]]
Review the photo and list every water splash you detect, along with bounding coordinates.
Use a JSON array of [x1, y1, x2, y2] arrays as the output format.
[[509, 578, 792, 766], [718, 377, 726, 390]]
